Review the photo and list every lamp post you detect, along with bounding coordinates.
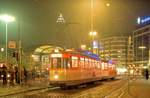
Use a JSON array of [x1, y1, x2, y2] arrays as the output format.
[[89, 31, 97, 43], [89, 0, 99, 54], [89, 31, 97, 52], [0, 14, 15, 64], [81, 44, 86, 50]]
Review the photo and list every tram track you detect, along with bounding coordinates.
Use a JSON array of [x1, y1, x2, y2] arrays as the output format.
[[104, 82, 128, 98], [0, 86, 60, 98], [1, 79, 126, 98], [72, 79, 127, 98], [106, 77, 140, 98]]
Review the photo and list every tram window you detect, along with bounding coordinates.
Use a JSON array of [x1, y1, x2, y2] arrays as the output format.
[[63, 58, 67, 68], [72, 60, 78, 67], [101, 62, 105, 70], [93, 62, 95, 68], [71, 56, 78, 68], [91, 60, 94, 68], [51, 58, 61, 68], [104, 63, 108, 69], [89, 59, 92, 68], [81, 60, 85, 68], [92, 60, 94, 68], [97, 62, 101, 69], [63, 58, 71, 68], [95, 62, 98, 68], [79, 58, 84, 68], [94, 61, 97, 68], [93, 61, 95, 68], [90, 61, 92, 68], [85, 59, 88, 68]]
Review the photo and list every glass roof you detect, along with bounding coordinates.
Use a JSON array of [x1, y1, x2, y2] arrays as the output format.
[[34, 45, 63, 54]]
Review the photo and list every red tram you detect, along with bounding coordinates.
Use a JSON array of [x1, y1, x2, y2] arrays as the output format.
[[49, 49, 117, 87]]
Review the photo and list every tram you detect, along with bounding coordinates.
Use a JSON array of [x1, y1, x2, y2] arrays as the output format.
[[48, 49, 117, 87]]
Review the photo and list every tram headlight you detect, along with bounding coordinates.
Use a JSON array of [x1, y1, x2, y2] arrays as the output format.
[[7, 74, 11, 78], [54, 75, 59, 79], [1, 75, 3, 78]]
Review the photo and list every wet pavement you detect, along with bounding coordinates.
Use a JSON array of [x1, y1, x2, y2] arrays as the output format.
[[0, 78, 49, 97], [1, 76, 150, 98], [0, 79, 126, 98]]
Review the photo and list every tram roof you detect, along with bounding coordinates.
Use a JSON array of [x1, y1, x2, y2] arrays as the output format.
[[64, 50, 100, 60]]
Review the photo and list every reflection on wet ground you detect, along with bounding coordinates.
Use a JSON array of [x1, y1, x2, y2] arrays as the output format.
[[1, 79, 123, 98]]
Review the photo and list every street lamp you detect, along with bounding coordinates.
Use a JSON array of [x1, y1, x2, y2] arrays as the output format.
[[81, 44, 86, 50], [138, 46, 146, 49], [106, 3, 110, 7], [89, 31, 97, 44], [0, 14, 15, 64], [89, 31, 97, 53], [89, 31, 97, 36]]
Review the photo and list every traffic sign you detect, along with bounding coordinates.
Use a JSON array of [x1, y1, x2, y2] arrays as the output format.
[[8, 41, 16, 49]]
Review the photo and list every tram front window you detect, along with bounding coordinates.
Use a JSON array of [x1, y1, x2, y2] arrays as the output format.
[[51, 58, 71, 68], [51, 58, 61, 68]]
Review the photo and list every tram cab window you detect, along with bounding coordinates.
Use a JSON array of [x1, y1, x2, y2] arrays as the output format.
[[51, 58, 61, 68]]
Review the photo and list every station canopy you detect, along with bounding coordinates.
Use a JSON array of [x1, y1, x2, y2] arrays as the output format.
[[34, 45, 63, 54]]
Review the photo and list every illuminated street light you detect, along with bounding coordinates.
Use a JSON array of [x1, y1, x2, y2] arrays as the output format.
[[89, 31, 97, 36], [89, 31, 97, 43], [0, 48, 4, 52], [89, 31, 98, 53], [0, 14, 15, 64], [81, 45, 86, 50], [89, 31, 93, 36], [0, 15, 15, 23], [93, 31, 97, 36], [138, 46, 146, 49], [106, 3, 110, 7], [118, 50, 121, 53]]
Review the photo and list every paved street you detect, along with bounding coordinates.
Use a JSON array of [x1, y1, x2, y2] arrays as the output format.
[[0, 78, 125, 98], [124, 78, 150, 98], [0, 78, 49, 97], [0, 76, 150, 98]]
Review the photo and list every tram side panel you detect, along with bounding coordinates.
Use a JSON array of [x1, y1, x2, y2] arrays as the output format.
[[101, 62, 117, 79], [49, 52, 116, 86]]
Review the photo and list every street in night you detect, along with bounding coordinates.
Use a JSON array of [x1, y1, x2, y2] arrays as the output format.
[[0, 0, 150, 98]]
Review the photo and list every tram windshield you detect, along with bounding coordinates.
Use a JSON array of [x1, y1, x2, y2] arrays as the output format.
[[51, 58, 61, 68], [50, 58, 71, 68]]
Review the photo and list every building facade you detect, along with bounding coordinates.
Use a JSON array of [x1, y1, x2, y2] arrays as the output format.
[[133, 19, 150, 67], [99, 36, 128, 68]]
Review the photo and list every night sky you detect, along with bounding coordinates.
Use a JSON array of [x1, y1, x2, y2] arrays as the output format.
[[0, 0, 150, 51]]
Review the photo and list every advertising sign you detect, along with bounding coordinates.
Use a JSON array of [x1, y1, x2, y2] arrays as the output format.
[[8, 41, 16, 49]]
